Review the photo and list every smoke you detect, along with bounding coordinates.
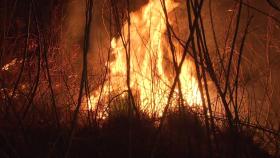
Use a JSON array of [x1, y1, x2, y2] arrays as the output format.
[[62, 0, 150, 77]]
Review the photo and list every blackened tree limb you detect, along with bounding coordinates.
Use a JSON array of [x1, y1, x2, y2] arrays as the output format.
[[64, 0, 93, 157], [267, 0, 280, 12]]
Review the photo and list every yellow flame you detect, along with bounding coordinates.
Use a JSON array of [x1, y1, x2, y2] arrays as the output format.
[[87, 0, 202, 116]]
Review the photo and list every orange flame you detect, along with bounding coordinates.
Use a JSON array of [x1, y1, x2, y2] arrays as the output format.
[[87, 0, 202, 116]]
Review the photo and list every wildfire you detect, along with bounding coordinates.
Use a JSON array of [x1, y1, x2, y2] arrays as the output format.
[[86, 0, 202, 116]]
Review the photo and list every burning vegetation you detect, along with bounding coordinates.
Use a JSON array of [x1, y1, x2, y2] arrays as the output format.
[[0, 0, 280, 158], [87, 0, 202, 118]]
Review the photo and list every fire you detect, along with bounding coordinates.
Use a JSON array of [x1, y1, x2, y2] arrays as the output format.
[[1, 58, 18, 71], [86, 0, 202, 116]]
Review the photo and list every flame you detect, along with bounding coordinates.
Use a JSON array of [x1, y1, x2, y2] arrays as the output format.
[[1, 58, 18, 71], [86, 0, 202, 117]]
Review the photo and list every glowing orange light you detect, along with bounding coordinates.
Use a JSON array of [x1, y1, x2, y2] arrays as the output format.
[[86, 0, 202, 117]]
